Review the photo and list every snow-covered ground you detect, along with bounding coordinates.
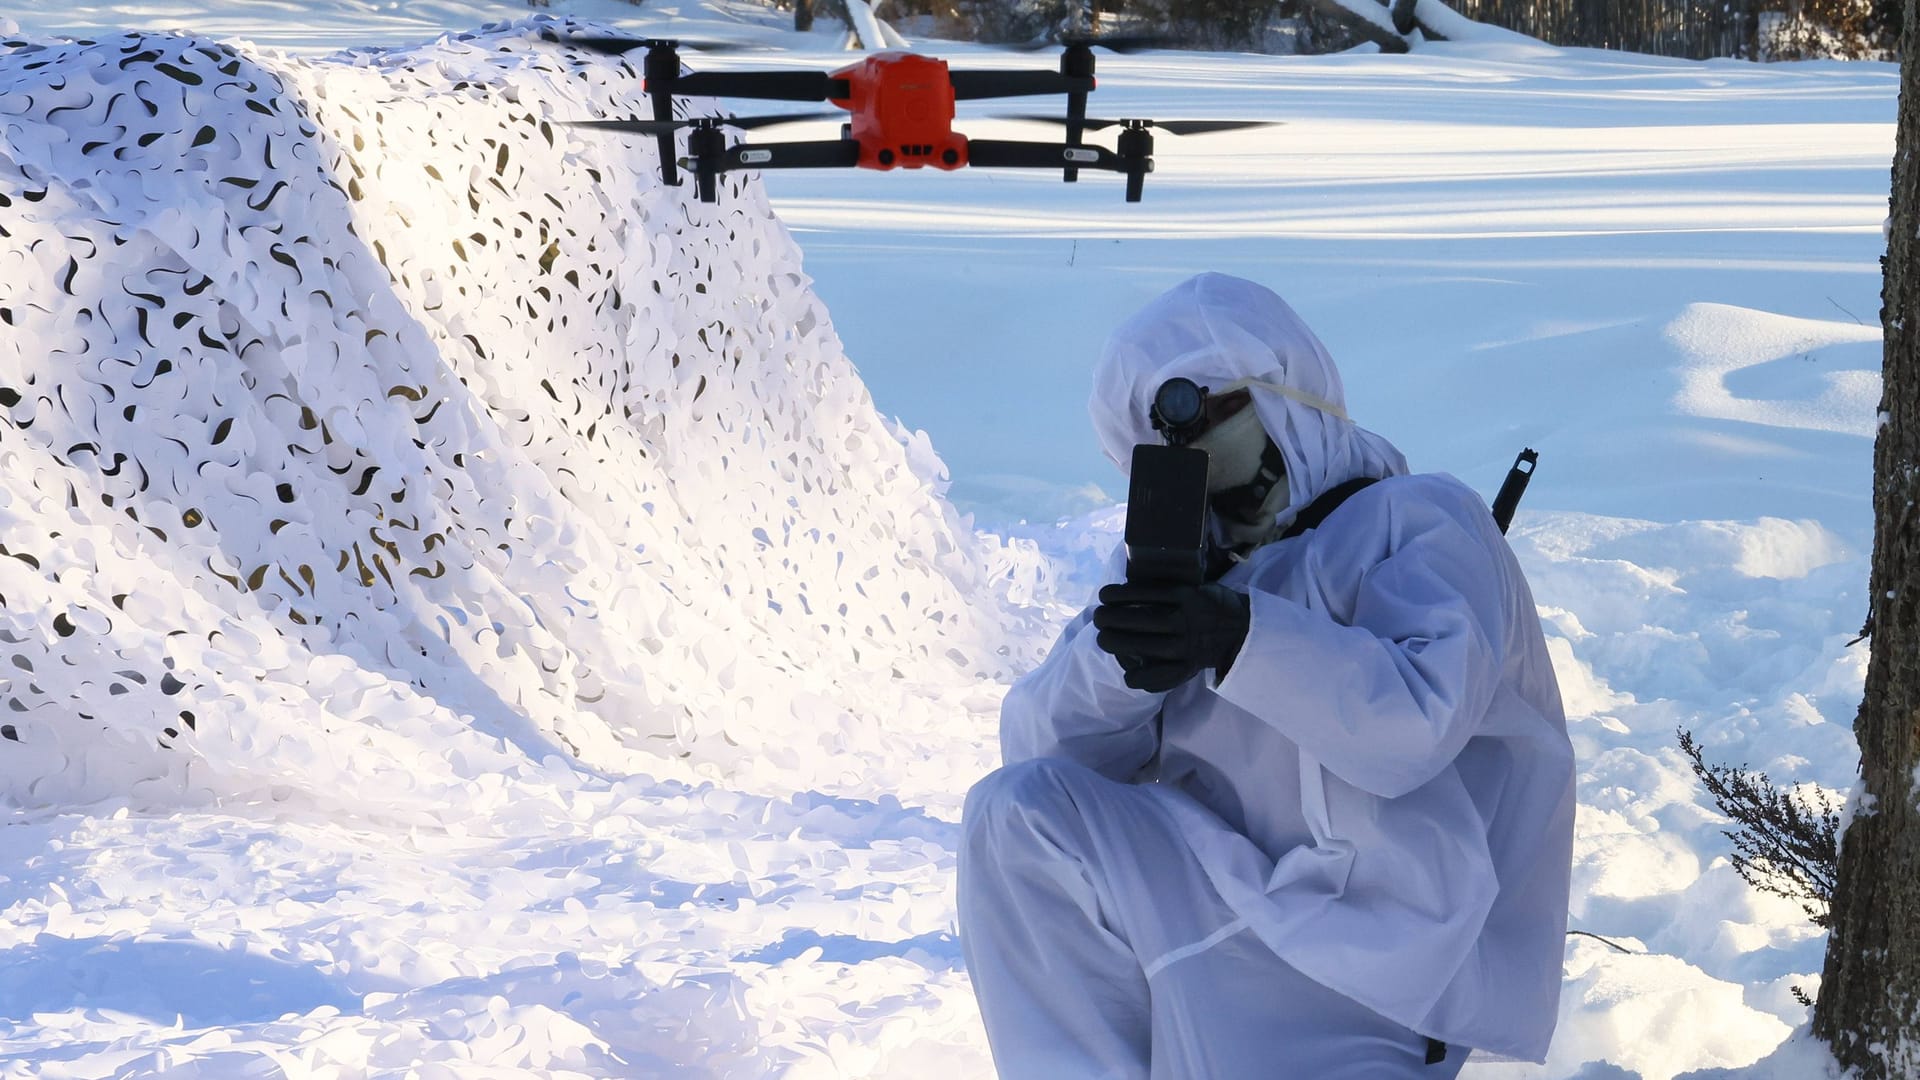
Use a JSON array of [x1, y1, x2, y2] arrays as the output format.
[[0, 1, 1896, 1077]]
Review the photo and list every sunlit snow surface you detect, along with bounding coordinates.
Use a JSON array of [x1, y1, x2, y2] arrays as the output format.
[[0, 1, 1896, 1077]]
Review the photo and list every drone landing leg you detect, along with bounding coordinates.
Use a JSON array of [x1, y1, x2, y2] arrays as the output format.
[[1061, 44, 1095, 183], [689, 124, 729, 203], [1118, 124, 1152, 202], [644, 43, 683, 186], [1065, 90, 1087, 183]]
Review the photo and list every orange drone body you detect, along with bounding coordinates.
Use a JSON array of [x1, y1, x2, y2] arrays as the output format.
[[830, 52, 969, 170]]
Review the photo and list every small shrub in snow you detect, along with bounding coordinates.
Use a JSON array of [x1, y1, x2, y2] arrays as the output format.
[[1678, 727, 1842, 928]]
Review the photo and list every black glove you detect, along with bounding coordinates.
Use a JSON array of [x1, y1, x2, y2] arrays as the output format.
[[1092, 582, 1252, 693]]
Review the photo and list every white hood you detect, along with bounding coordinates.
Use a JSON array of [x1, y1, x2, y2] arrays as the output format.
[[1088, 273, 1409, 532]]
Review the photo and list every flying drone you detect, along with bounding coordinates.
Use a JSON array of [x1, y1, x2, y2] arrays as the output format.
[[554, 34, 1270, 203]]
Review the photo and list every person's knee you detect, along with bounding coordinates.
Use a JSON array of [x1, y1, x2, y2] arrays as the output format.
[[961, 757, 1099, 852], [965, 757, 1092, 818]]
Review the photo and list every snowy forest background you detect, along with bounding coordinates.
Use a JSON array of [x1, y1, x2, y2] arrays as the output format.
[[803, 0, 1900, 61]]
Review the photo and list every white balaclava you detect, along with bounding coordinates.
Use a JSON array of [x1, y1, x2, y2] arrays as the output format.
[[1088, 273, 1409, 542], [1185, 382, 1293, 547]]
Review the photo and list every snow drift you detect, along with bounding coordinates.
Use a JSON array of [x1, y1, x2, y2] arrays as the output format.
[[0, 17, 1053, 815]]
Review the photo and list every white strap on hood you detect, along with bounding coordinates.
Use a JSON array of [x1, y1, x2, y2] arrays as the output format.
[[1216, 376, 1350, 424]]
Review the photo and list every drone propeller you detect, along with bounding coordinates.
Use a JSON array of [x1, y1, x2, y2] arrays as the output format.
[[995, 115, 1278, 136], [987, 113, 1269, 197], [1010, 32, 1179, 54], [566, 111, 840, 136], [1003, 34, 1178, 183], [559, 35, 770, 56], [555, 35, 837, 185]]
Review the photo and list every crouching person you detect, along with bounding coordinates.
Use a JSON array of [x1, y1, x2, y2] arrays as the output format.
[[958, 273, 1577, 1079]]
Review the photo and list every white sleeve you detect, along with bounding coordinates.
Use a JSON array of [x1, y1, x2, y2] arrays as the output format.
[[1212, 497, 1508, 799], [999, 604, 1167, 782]]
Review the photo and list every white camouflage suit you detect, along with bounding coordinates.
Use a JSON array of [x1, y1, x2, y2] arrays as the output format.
[[958, 274, 1577, 1079]]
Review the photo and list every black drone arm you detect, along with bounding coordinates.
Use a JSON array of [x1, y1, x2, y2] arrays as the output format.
[[966, 138, 1154, 202], [720, 140, 864, 171], [670, 71, 852, 101], [949, 71, 1096, 101], [964, 139, 1127, 172]]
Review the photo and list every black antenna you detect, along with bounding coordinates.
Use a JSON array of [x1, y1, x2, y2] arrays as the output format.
[[1491, 448, 1538, 534]]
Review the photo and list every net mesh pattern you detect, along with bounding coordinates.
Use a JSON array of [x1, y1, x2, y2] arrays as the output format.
[[0, 18, 1060, 814]]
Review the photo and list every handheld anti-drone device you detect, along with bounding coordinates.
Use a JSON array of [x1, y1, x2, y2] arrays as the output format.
[[1123, 377, 1538, 587], [1124, 377, 1213, 587]]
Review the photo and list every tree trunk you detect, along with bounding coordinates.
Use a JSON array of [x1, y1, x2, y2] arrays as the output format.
[[1810, 0, 1920, 1073], [1300, 0, 1413, 50]]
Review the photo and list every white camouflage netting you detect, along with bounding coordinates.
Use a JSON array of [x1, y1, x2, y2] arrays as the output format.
[[0, 17, 1061, 818], [0, 21, 1074, 1072]]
